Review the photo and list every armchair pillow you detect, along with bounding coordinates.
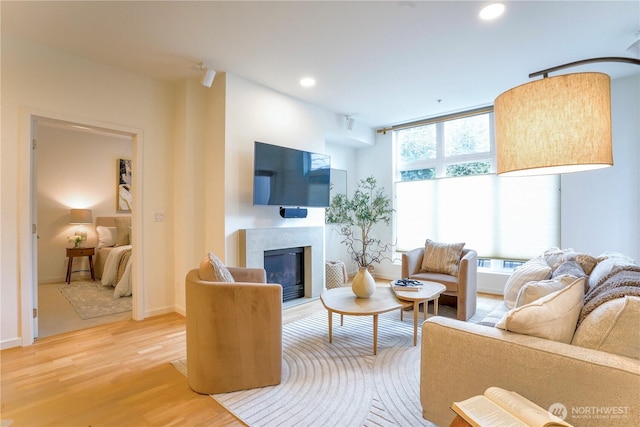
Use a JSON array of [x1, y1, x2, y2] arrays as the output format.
[[496, 277, 585, 344], [420, 239, 465, 277], [199, 252, 235, 282]]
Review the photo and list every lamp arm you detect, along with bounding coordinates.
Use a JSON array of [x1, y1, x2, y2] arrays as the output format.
[[529, 57, 640, 79]]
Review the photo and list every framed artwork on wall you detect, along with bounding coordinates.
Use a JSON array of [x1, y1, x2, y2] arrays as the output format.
[[117, 158, 132, 212]]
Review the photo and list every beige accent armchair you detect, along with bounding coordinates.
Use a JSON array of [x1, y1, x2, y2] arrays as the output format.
[[402, 248, 477, 321], [185, 258, 282, 394]]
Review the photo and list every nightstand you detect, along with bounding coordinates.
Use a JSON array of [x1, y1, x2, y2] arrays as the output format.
[[66, 247, 96, 284]]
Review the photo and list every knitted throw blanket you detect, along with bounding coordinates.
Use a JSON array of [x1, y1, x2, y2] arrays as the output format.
[[115, 248, 132, 285], [578, 265, 640, 325]]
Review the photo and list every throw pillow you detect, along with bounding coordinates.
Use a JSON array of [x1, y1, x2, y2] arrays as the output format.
[[496, 277, 585, 344], [199, 252, 235, 282], [96, 226, 117, 248], [420, 239, 465, 277], [552, 260, 586, 279], [563, 252, 598, 275], [542, 247, 566, 271], [588, 254, 636, 290], [571, 296, 640, 360], [114, 217, 131, 246], [503, 256, 552, 309], [514, 275, 577, 308]]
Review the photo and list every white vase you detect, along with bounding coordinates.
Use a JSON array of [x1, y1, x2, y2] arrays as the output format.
[[352, 266, 376, 298]]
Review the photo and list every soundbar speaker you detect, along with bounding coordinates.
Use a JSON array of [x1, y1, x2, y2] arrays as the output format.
[[279, 207, 308, 218]]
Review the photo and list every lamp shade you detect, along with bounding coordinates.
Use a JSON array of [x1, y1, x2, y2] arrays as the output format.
[[69, 208, 93, 224], [495, 72, 612, 176]]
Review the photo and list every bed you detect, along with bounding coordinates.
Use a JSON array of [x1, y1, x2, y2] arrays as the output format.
[[94, 216, 133, 298]]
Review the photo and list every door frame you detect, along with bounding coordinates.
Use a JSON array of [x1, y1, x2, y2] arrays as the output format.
[[19, 108, 145, 345]]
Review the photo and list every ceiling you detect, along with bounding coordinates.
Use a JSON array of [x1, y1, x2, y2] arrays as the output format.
[[3, 1, 639, 129]]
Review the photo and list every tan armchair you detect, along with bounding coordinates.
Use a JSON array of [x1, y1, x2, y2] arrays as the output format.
[[402, 248, 477, 321], [185, 257, 282, 394]]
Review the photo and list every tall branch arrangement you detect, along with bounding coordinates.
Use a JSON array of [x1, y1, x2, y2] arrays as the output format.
[[326, 176, 395, 268]]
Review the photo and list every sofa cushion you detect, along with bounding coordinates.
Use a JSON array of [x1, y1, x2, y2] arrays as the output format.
[[477, 302, 509, 327], [496, 277, 585, 344], [408, 271, 459, 292], [514, 275, 577, 308], [420, 239, 465, 277], [199, 252, 235, 282], [572, 296, 640, 360], [503, 256, 552, 309]]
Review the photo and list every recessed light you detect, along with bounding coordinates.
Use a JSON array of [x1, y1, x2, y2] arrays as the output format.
[[479, 3, 505, 20], [300, 77, 316, 87]]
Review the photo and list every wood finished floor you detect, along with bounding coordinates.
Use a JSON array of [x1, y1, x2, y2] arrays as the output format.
[[0, 299, 323, 427], [1, 292, 501, 426]]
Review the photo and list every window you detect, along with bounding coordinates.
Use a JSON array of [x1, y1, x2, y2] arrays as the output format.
[[394, 109, 559, 261]]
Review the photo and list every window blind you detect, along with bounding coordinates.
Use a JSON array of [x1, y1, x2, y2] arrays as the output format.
[[395, 174, 560, 260]]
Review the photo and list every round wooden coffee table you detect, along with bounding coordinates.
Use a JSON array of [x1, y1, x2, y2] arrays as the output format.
[[320, 286, 411, 355], [391, 281, 446, 346]]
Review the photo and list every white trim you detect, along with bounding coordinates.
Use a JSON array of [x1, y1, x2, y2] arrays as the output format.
[[19, 108, 145, 345]]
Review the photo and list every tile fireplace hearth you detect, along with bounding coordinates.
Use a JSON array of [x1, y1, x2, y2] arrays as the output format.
[[239, 227, 325, 303]]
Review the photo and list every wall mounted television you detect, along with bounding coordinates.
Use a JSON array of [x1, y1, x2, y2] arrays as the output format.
[[253, 141, 331, 208]]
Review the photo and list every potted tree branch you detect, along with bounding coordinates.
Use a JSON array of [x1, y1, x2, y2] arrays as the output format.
[[326, 176, 395, 298]]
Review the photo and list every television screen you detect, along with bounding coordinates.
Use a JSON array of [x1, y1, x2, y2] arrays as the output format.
[[253, 141, 331, 207]]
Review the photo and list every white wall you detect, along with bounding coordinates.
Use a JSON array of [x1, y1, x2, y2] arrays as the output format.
[[561, 74, 640, 261], [324, 142, 359, 273], [1, 35, 175, 348], [36, 125, 132, 283]]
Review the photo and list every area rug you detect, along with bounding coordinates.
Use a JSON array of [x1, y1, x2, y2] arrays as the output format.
[[173, 303, 491, 427], [57, 281, 132, 320]]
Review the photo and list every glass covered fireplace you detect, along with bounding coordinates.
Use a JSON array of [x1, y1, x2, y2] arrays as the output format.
[[264, 247, 305, 302]]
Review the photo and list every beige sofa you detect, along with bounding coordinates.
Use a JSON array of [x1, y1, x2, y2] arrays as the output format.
[[420, 251, 640, 427]]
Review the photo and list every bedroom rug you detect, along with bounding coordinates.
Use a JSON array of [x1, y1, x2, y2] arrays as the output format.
[[172, 303, 492, 427], [57, 281, 132, 320]]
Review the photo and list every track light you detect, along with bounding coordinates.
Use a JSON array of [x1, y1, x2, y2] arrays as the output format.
[[194, 62, 216, 87]]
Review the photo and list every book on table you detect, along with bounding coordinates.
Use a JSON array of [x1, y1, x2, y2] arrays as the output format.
[[451, 387, 573, 427], [392, 279, 423, 292]]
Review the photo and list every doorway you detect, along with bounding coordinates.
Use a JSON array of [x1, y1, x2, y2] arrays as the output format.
[[35, 120, 134, 338], [19, 111, 144, 345]]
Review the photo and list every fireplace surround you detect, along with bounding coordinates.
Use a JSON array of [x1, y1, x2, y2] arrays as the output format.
[[239, 227, 325, 301]]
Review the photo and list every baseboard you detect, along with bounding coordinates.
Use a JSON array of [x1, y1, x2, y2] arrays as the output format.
[[144, 305, 178, 318], [1, 337, 23, 350]]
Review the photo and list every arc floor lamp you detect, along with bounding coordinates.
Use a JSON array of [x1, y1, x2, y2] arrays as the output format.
[[495, 57, 640, 176]]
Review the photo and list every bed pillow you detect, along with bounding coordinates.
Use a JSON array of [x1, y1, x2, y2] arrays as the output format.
[[420, 239, 465, 277], [496, 277, 585, 344], [503, 256, 552, 309], [199, 252, 235, 282], [114, 217, 131, 246], [96, 226, 117, 248]]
